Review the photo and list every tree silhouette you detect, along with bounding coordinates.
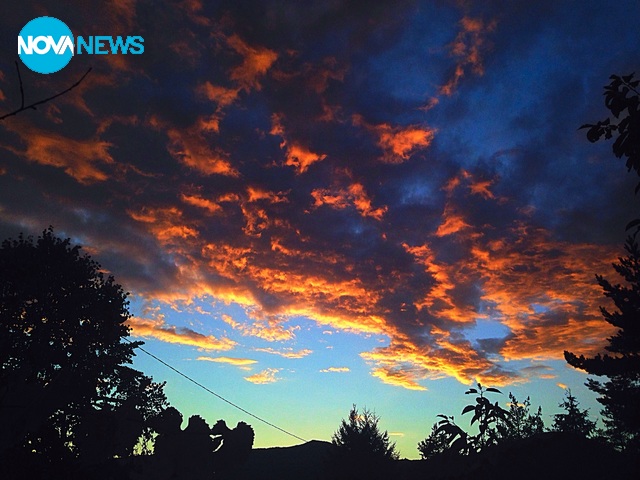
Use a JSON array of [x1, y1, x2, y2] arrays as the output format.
[[580, 72, 640, 234], [503, 393, 544, 440], [211, 419, 255, 475], [417, 423, 450, 460], [580, 73, 640, 189], [329, 405, 398, 480], [565, 235, 640, 452], [550, 389, 596, 438], [0, 228, 167, 476], [433, 383, 510, 455]]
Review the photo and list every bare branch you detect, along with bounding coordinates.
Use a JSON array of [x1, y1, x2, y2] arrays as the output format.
[[0, 65, 92, 121], [15, 62, 25, 110]]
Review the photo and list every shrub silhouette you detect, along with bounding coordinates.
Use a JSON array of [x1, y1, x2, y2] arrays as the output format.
[[211, 419, 255, 475]]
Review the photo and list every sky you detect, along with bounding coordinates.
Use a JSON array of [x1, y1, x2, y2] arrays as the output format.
[[0, 0, 639, 459]]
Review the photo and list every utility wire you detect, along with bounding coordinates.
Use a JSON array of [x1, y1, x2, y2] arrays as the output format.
[[124, 338, 308, 443]]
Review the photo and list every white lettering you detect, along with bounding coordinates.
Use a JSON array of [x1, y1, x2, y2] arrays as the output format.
[[17, 36, 30, 54], [51, 36, 74, 55], [18, 35, 74, 55], [32, 36, 49, 54]]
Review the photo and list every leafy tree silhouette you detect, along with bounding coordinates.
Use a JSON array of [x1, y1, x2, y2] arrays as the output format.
[[550, 389, 596, 438], [580, 73, 639, 190], [144, 410, 255, 479], [211, 419, 255, 476], [503, 392, 544, 440], [417, 423, 450, 460], [0, 228, 167, 477], [421, 387, 546, 461], [329, 405, 398, 480], [580, 73, 640, 232], [565, 235, 640, 452], [433, 383, 510, 455]]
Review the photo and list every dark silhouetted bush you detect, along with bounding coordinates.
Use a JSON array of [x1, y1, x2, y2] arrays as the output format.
[[329, 405, 398, 480]]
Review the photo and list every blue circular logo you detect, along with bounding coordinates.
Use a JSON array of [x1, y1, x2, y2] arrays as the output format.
[[18, 17, 74, 74]]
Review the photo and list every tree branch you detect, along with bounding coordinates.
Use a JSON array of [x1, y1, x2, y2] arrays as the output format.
[[0, 64, 92, 121], [15, 61, 25, 110]]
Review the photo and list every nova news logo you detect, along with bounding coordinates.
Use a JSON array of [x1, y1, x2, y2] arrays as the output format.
[[18, 16, 144, 74]]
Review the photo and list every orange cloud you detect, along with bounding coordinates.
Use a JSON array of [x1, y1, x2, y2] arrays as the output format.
[[164, 124, 239, 176], [404, 243, 477, 325], [2, 122, 113, 184], [247, 186, 289, 204], [436, 171, 505, 236], [435, 206, 470, 237], [469, 178, 495, 199], [370, 368, 427, 391], [197, 356, 257, 366], [256, 347, 313, 359], [198, 241, 392, 339], [270, 114, 327, 174], [311, 182, 387, 220], [469, 226, 617, 361], [377, 125, 435, 163], [244, 368, 281, 384], [285, 143, 327, 173], [222, 314, 298, 342], [439, 16, 497, 96], [227, 34, 278, 91], [197, 82, 240, 108], [181, 193, 223, 215], [194, 82, 241, 133], [128, 206, 198, 244], [361, 336, 511, 388], [127, 316, 236, 351], [353, 115, 435, 163]]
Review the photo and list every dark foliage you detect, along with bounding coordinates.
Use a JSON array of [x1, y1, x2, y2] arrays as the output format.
[[0, 228, 167, 477], [417, 423, 450, 460], [433, 383, 509, 455], [329, 405, 398, 480], [565, 236, 640, 452], [580, 73, 640, 195], [405, 433, 635, 480], [502, 393, 544, 440], [211, 419, 255, 475], [140, 410, 255, 480], [550, 389, 597, 438]]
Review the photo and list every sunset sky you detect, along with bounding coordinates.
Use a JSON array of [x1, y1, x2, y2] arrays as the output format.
[[1, 1, 639, 458]]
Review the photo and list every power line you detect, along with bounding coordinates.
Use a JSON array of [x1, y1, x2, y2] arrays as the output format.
[[124, 338, 308, 444]]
